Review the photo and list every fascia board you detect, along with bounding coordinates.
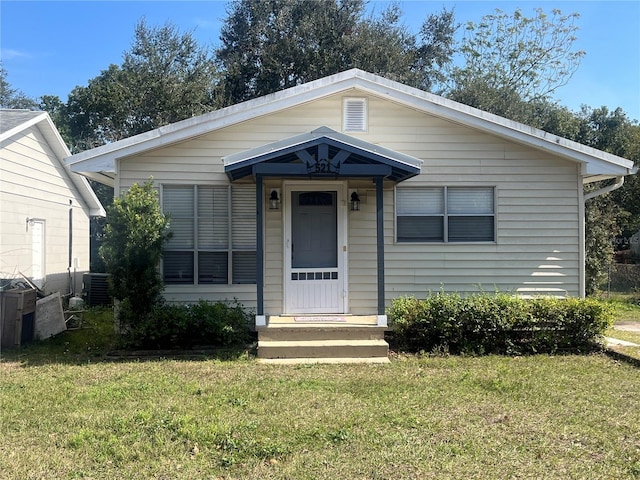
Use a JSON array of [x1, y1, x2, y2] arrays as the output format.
[[64, 68, 634, 178], [37, 115, 106, 217], [64, 73, 363, 173], [352, 76, 635, 175]]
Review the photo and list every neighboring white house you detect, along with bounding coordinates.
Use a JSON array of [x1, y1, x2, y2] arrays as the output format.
[[0, 110, 105, 296], [65, 69, 636, 328]]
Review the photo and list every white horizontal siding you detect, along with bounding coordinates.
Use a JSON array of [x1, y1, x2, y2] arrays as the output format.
[[1, 127, 91, 294], [162, 285, 257, 309], [117, 91, 583, 307], [264, 191, 284, 315]]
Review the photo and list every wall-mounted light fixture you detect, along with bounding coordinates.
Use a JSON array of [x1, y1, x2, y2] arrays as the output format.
[[350, 191, 361, 211], [269, 189, 281, 210]]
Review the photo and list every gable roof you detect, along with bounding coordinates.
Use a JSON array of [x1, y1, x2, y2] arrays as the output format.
[[65, 69, 636, 184], [224, 126, 422, 182], [0, 109, 105, 216]]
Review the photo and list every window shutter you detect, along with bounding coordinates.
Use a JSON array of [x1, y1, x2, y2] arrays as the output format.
[[343, 98, 367, 132]]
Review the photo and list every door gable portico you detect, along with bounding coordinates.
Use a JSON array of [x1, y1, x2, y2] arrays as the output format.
[[223, 126, 422, 182], [222, 128, 422, 325]]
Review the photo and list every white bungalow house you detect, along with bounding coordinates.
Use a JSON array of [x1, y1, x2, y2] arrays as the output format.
[[0, 110, 105, 296], [65, 70, 636, 362]]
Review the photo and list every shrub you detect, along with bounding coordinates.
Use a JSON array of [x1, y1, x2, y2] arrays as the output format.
[[99, 180, 171, 325], [118, 299, 251, 349], [388, 293, 613, 355]]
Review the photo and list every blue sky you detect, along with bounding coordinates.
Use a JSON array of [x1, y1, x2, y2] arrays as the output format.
[[2, 0, 639, 121]]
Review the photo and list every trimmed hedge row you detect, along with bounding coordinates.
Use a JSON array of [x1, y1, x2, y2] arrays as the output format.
[[118, 299, 251, 349], [387, 293, 613, 355]]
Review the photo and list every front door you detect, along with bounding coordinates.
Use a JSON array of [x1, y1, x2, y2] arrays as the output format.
[[284, 183, 345, 314]]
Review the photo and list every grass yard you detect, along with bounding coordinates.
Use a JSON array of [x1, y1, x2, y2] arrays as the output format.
[[1, 300, 639, 479], [1, 352, 639, 479], [599, 293, 640, 324], [603, 293, 640, 361]]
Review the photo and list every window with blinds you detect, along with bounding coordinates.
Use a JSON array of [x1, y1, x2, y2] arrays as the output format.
[[396, 186, 495, 242], [162, 185, 256, 285]]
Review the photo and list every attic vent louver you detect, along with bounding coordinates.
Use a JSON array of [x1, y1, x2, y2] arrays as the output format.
[[343, 98, 367, 132]]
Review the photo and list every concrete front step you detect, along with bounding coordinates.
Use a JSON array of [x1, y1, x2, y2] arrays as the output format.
[[258, 356, 390, 365], [257, 315, 390, 363], [257, 339, 389, 360], [258, 324, 387, 342]]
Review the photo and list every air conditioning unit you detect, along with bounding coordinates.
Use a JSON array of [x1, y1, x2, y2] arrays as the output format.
[[83, 273, 111, 307]]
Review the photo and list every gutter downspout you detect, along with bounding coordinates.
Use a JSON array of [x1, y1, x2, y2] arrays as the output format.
[[580, 175, 626, 298], [584, 176, 625, 201]]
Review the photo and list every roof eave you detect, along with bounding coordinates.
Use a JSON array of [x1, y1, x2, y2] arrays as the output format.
[[33, 114, 106, 216], [64, 68, 635, 177]]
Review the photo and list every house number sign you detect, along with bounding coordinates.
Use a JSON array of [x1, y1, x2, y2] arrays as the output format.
[[307, 157, 340, 175]]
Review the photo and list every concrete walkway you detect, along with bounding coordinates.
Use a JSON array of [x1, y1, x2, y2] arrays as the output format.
[[606, 337, 639, 347], [606, 321, 640, 348]]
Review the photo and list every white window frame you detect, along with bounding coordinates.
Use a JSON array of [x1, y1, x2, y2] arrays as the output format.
[[161, 184, 256, 285], [395, 186, 497, 243]]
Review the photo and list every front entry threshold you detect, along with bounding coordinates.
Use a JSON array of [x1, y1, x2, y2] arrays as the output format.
[[256, 314, 387, 327], [269, 314, 378, 325], [256, 314, 390, 364]]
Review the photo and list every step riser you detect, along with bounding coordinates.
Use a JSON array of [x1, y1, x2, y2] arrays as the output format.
[[258, 344, 388, 359], [259, 328, 386, 342], [257, 320, 389, 362]]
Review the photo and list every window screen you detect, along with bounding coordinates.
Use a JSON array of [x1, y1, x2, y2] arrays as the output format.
[[396, 186, 495, 242], [162, 185, 256, 285]]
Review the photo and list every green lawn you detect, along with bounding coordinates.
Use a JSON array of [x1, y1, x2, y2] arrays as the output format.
[[1, 353, 639, 479], [599, 292, 640, 324], [602, 293, 640, 360], [1, 303, 639, 479]]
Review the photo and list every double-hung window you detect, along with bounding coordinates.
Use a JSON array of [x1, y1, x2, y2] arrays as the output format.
[[162, 185, 256, 285], [396, 186, 495, 242]]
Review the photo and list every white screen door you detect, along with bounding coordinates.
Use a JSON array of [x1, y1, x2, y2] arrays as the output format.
[[284, 185, 345, 314]]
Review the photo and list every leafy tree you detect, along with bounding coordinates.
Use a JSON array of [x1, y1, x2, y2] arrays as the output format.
[[576, 107, 640, 284], [584, 194, 622, 294], [0, 65, 38, 109], [99, 180, 171, 319], [530, 104, 639, 294], [446, 8, 585, 117], [216, 0, 456, 104], [64, 20, 219, 150]]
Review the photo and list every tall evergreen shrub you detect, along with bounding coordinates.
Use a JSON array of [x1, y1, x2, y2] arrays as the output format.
[[99, 180, 171, 324]]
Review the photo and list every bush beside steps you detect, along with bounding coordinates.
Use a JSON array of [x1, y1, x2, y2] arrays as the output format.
[[117, 299, 252, 350], [387, 293, 613, 355]]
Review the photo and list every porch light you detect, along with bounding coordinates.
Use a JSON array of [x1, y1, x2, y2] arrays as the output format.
[[269, 189, 281, 210], [350, 191, 361, 211]]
